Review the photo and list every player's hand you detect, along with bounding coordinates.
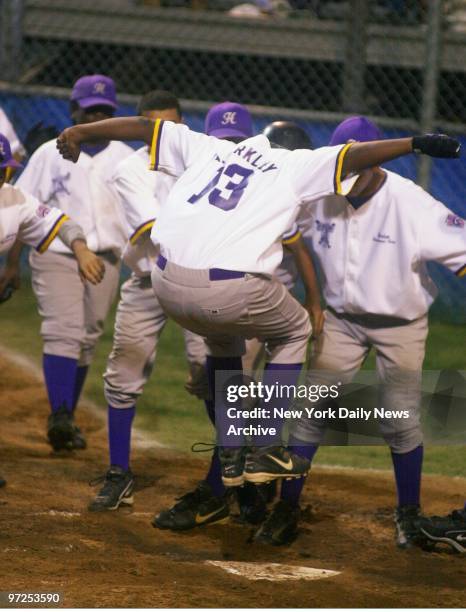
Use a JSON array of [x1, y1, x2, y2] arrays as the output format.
[[185, 364, 209, 400], [72, 240, 105, 285], [412, 134, 461, 158], [56, 127, 82, 163], [0, 264, 21, 303], [305, 302, 325, 338]]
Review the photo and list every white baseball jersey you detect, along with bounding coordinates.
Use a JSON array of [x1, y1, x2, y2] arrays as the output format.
[[275, 223, 302, 290], [0, 183, 68, 255], [113, 146, 176, 277], [149, 121, 356, 275], [0, 107, 23, 156], [16, 139, 132, 255], [303, 170, 466, 320]]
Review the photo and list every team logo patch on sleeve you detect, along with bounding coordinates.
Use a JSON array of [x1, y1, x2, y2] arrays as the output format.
[[315, 220, 335, 249], [445, 214, 464, 228], [35, 204, 52, 218]]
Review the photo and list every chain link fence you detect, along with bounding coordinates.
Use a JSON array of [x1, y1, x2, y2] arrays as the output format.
[[0, 0, 465, 317]]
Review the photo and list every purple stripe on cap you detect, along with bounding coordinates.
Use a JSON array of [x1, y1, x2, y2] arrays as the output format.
[[330, 116, 383, 145]]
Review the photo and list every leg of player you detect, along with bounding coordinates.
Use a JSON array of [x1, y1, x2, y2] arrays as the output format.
[[152, 340, 231, 530], [254, 309, 367, 545], [233, 338, 273, 525], [374, 315, 429, 549], [151, 261, 314, 487], [29, 249, 87, 451], [89, 273, 167, 512]]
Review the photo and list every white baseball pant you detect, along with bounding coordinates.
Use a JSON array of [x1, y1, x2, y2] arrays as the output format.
[[293, 308, 428, 453], [29, 249, 120, 366], [151, 260, 311, 363], [104, 273, 207, 409]]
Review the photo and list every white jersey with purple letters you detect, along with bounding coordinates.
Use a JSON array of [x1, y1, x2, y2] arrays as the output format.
[[149, 121, 356, 275]]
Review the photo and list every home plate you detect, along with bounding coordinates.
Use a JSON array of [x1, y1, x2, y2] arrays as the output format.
[[205, 561, 340, 582]]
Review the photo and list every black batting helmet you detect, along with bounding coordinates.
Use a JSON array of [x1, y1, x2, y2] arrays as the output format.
[[263, 121, 312, 150]]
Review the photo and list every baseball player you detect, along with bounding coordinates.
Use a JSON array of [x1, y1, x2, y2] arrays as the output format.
[[0, 132, 105, 484], [152, 102, 255, 529], [153, 112, 326, 530], [89, 91, 209, 514], [12, 75, 132, 452], [254, 116, 466, 548], [56, 113, 460, 491]]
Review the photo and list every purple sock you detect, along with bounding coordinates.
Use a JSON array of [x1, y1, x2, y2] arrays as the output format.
[[205, 357, 242, 496], [391, 445, 423, 507], [72, 365, 89, 411], [280, 435, 319, 507], [206, 354, 244, 445], [204, 399, 215, 425], [205, 448, 225, 497], [108, 405, 135, 471], [43, 354, 78, 414]]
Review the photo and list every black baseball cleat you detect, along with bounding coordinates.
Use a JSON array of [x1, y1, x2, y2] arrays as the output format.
[[47, 407, 76, 451], [152, 481, 229, 530], [219, 446, 247, 487], [71, 425, 87, 450], [235, 482, 276, 525], [243, 446, 310, 484], [0, 475, 6, 488], [394, 504, 423, 549], [419, 508, 466, 553], [88, 466, 134, 512], [254, 500, 300, 546]]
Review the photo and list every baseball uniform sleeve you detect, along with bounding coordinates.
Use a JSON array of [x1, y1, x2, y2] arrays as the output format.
[[149, 121, 214, 177], [291, 144, 358, 202], [282, 223, 301, 246], [17, 193, 69, 252], [114, 151, 159, 244], [416, 192, 466, 277]]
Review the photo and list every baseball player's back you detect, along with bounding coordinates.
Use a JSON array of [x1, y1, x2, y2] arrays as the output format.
[[150, 125, 356, 274]]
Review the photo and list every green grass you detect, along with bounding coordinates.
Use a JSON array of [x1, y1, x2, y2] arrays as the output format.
[[1, 280, 465, 476]]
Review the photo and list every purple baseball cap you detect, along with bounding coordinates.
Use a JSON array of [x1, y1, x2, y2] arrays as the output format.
[[70, 74, 118, 109], [205, 102, 253, 139], [329, 116, 383, 145], [0, 133, 22, 169]]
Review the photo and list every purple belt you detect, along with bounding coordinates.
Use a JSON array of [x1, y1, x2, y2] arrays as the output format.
[[156, 254, 246, 281]]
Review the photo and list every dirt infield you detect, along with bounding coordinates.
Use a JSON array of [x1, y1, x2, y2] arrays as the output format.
[[0, 356, 465, 608]]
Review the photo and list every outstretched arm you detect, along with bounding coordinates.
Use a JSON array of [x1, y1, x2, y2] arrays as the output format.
[[342, 134, 461, 177], [57, 117, 154, 162]]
